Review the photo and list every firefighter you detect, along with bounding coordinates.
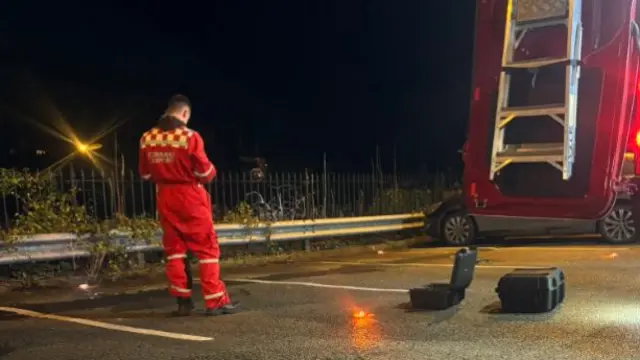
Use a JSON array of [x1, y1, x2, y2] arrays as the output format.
[[139, 94, 238, 316]]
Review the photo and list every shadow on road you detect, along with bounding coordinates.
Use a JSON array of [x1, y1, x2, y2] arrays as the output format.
[[394, 301, 460, 323], [0, 288, 170, 318], [479, 301, 561, 322], [0, 343, 15, 357]]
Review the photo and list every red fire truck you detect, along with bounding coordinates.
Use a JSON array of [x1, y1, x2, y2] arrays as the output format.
[[426, 0, 640, 244]]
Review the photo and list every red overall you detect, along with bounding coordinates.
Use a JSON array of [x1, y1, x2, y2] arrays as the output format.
[[138, 118, 231, 309]]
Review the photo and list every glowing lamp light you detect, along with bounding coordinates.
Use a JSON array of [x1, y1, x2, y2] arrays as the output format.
[[636, 131, 640, 148], [75, 142, 103, 154], [76, 143, 89, 153]]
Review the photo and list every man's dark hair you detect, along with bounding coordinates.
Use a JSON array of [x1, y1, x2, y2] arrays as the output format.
[[167, 94, 191, 113]]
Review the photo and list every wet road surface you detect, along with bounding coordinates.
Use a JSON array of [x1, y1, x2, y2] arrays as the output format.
[[1, 243, 640, 359]]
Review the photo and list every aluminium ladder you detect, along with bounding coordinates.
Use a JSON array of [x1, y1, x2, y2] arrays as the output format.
[[489, 0, 583, 181]]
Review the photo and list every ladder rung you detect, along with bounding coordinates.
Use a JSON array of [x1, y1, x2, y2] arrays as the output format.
[[504, 57, 573, 69], [500, 104, 566, 118], [495, 143, 565, 163], [514, 0, 568, 24], [514, 17, 567, 31]]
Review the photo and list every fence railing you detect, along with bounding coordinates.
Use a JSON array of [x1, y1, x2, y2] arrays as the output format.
[[1, 166, 459, 228]]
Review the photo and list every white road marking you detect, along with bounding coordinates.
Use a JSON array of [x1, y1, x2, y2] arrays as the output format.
[[0, 306, 213, 342], [226, 278, 409, 293], [317, 261, 547, 269]]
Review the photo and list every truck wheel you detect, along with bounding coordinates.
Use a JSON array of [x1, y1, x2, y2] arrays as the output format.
[[441, 211, 476, 246], [598, 203, 636, 244]]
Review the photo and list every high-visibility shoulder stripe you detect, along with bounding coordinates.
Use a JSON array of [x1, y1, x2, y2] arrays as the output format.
[[194, 164, 214, 178]]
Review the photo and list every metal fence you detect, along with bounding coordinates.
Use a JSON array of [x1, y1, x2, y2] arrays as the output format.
[[1, 166, 459, 228]]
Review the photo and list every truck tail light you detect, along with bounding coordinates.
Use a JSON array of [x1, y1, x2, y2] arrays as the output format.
[[634, 131, 640, 176]]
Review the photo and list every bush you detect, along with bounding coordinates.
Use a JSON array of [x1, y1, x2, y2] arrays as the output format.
[[366, 188, 432, 215], [0, 168, 158, 283], [221, 201, 259, 225], [0, 169, 94, 237], [365, 184, 462, 216]]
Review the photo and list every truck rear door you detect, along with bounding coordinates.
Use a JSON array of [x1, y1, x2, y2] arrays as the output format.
[[463, 0, 640, 219]]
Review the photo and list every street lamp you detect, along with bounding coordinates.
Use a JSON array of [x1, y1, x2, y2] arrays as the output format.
[[76, 143, 89, 153], [75, 141, 102, 155]]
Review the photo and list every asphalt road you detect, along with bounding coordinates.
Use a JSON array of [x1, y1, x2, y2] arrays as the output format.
[[2, 243, 640, 360]]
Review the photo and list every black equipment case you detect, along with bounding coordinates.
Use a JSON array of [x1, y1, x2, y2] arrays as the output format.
[[496, 267, 566, 313], [409, 247, 478, 310]]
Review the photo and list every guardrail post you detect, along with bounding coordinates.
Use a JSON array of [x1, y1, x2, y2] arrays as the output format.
[[136, 251, 145, 267]]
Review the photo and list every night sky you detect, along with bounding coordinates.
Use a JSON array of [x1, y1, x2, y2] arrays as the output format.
[[0, 1, 476, 174]]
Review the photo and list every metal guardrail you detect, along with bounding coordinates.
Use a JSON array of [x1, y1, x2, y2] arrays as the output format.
[[0, 213, 425, 265]]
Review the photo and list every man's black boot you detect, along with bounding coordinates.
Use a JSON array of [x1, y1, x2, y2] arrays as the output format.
[[205, 302, 240, 316], [172, 297, 194, 316]]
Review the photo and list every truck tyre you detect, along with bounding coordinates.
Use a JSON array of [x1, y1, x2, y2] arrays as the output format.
[[598, 203, 636, 244], [441, 210, 476, 246]]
